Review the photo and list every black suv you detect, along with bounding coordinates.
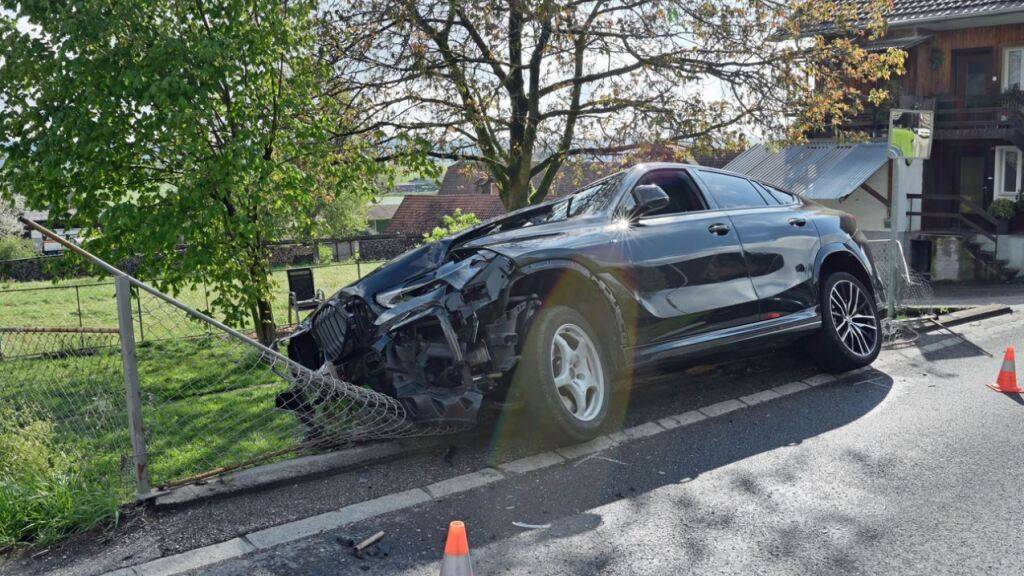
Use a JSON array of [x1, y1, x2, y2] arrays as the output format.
[[283, 163, 885, 440]]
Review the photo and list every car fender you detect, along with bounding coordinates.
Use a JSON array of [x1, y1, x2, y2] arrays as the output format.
[[515, 258, 629, 370], [812, 241, 884, 301]]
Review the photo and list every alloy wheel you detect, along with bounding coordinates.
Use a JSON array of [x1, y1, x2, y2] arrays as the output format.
[[550, 323, 605, 422], [828, 279, 878, 357]]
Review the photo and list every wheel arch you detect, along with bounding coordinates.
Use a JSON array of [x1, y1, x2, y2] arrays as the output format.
[[813, 243, 876, 297], [510, 259, 628, 372]]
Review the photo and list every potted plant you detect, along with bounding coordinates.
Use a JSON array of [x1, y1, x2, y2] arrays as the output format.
[[988, 198, 1015, 234]]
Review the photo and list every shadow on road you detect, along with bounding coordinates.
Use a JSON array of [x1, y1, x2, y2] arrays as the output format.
[[316, 367, 895, 575]]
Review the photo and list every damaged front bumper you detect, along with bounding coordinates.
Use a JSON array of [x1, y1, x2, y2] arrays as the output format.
[[277, 250, 536, 430]]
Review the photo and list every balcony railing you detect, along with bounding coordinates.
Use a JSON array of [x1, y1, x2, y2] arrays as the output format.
[[819, 96, 1022, 139]]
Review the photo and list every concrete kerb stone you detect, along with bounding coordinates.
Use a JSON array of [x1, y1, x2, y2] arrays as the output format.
[[739, 389, 781, 406], [802, 373, 836, 387], [154, 438, 452, 507], [771, 381, 810, 396], [699, 399, 745, 418], [245, 488, 430, 550], [424, 468, 504, 499], [671, 410, 707, 426], [555, 435, 616, 459], [133, 538, 255, 576], [498, 451, 566, 475]]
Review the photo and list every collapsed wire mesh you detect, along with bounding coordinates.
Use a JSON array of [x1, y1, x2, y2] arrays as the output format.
[[865, 239, 935, 346], [2, 265, 470, 497]]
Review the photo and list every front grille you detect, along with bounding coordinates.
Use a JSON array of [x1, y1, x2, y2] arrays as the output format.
[[310, 297, 376, 363]]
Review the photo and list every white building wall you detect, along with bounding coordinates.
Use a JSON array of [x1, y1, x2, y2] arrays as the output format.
[[813, 159, 923, 237]]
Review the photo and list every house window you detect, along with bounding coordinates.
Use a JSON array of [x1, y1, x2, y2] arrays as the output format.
[[995, 146, 1022, 198], [1004, 47, 1024, 90]]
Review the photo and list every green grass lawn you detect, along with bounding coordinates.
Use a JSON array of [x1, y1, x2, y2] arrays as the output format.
[[1, 258, 385, 545], [0, 335, 301, 549], [0, 260, 381, 336], [0, 259, 387, 549]]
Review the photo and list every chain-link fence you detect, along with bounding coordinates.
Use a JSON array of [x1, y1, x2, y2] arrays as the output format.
[[1, 221, 453, 544], [865, 239, 934, 344], [864, 239, 934, 306]]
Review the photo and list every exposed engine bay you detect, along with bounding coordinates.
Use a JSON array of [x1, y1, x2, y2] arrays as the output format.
[[278, 248, 539, 429]]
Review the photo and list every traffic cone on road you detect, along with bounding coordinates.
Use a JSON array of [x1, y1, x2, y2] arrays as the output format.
[[439, 520, 473, 576], [989, 347, 1024, 393]]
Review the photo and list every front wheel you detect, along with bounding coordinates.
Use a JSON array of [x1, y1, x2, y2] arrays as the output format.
[[511, 305, 612, 442], [810, 272, 882, 373]]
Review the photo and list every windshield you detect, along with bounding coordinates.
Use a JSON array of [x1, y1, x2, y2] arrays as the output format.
[[545, 172, 624, 221]]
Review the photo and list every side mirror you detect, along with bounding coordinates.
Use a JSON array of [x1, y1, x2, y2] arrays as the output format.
[[630, 184, 670, 220]]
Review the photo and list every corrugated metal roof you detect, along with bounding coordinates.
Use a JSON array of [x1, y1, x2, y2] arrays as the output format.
[[724, 143, 889, 200]]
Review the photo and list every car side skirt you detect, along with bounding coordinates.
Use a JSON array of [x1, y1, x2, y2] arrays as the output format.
[[632, 307, 821, 367]]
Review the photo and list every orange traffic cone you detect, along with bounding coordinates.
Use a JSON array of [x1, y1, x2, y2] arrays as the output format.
[[439, 521, 474, 576], [989, 347, 1024, 393]]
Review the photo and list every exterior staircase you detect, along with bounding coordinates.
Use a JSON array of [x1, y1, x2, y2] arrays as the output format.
[[964, 236, 1020, 281]]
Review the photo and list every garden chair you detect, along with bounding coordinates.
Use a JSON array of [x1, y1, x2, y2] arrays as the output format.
[[286, 267, 324, 324]]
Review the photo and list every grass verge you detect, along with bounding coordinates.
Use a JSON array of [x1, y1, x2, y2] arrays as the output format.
[[0, 335, 301, 550]]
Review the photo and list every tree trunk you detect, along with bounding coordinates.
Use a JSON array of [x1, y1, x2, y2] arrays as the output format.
[[504, 164, 533, 210], [253, 296, 276, 347]]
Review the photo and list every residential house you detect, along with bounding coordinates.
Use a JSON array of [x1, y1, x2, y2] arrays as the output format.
[[727, 0, 1024, 281], [386, 161, 619, 236], [366, 178, 439, 234]]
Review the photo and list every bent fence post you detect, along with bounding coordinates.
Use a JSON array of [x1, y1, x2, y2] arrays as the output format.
[[116, 275, 152, 499]]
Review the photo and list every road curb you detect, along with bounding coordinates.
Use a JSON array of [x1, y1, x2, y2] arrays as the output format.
[[98, 367, 896, 576]]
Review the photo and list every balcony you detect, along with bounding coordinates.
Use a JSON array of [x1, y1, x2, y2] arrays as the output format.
[[819, 96, 1024, 143]]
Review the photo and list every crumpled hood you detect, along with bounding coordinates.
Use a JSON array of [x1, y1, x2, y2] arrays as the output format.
[[454, 217, 601, 259], [342, 207, 603, 307]]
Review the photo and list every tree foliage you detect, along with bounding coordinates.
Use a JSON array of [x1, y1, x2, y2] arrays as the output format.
[[323, 0, 903, 210], [422, 209, 481, 243], [0, 0, 426, 343], [0, 195, 24, 238]]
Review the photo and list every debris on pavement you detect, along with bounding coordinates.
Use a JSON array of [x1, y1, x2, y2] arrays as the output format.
[[338, 531, 390, 559], [512, 521, 551, 530]]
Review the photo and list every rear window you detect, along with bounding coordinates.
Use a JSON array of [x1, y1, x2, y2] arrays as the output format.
[[698, 171, 768, 210], [754, 181, 798, 206]]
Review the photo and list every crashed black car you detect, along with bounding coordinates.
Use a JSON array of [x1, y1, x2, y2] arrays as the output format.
[[280, 163, 885, 441]]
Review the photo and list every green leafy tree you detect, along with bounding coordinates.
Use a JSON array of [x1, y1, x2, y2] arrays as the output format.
[[422, 209, 481, 244], [0, 0, 406, 344], [0, 192, 25, 236], [325, 0, 903, 210]]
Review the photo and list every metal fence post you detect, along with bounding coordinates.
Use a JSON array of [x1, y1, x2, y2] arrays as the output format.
[[75, 285, 84, 349], [135, 289, 145, 342], [116, 275, 152, 499], [888, 156, 902, 319]]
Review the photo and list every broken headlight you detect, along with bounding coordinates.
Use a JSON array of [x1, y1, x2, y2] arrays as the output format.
[[375, 279, 446, 309], [373, 252, 497, 309]]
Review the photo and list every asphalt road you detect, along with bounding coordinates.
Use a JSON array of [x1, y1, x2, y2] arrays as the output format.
[[7, 307, 1022, 576], [181, 310, 1024, 576]]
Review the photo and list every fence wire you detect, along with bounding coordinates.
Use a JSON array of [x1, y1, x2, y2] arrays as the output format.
[[865, 239, 935, 344], [0, 301, 137, 532], [1, 243, 467, 500]]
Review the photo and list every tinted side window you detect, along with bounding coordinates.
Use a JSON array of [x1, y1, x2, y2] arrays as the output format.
[[754, 181, 797, 205], [635, 170, 707, 217], [698, 171, 769, 210]]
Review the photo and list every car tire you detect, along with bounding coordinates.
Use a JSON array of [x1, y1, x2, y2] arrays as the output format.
[[512, 305, 612, 442], [811, 271, 882, 373]]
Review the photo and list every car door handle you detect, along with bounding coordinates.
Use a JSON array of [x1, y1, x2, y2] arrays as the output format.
[[708, 223, 730, 236], [788, 217, 807, 227]]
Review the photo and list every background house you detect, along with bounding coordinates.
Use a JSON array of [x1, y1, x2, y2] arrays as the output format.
[[366, 178, 439, 234], [386, 161, 619, 236], [728, 0, 1024, 281]]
